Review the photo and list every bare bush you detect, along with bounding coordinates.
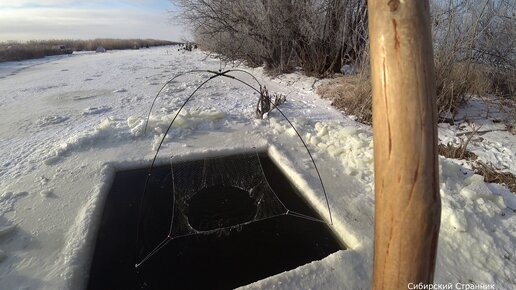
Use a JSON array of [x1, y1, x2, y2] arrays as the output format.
[[432, 0, 515, 119], [316, 0, 514, 122], [256, 86, 286, 119], [173, 0, 369, 77]]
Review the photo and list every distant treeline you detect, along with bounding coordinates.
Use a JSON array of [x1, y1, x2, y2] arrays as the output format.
[[0, 39, 180, 62]]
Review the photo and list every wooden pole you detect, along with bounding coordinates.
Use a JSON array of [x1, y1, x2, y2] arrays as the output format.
[[368, 1, 441, 289]]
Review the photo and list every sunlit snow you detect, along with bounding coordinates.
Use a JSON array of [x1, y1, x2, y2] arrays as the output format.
[[0, 46, 514, 289]]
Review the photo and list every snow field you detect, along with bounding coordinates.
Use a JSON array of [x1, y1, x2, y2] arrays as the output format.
[[0, 46, 513, 289], [266, 115, 515, 288]]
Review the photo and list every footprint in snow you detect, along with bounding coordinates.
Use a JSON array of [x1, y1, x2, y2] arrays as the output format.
[[36, 115, 69, 127], [40, 190, 54, 198], [82, 106, 112, 115]]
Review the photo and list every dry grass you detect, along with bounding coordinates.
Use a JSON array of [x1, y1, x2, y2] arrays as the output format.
[[435, 61, 492, 121], [438, 143, 478, 161], [438, 125, 480, 160], [474, 161, 516, 193], [0, 42, 63, 62], [316, 73, 372, 124], [318, 74, 515, 191], [315, 62, 515, 193], [0, 39, 178, 62], [487, 70, 515, 99], [436, 125, 515, 193], [316, 60, 509, 125], [437, 142, 516, 193]]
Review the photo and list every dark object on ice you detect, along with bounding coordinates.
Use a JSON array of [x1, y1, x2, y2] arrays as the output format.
[[183, 42, 197, 51], [96, 46, 106, 53], [87, 153, 344, 290], [52, 44, 73, 55]]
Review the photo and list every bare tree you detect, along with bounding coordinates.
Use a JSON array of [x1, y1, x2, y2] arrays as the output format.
[[431, 0, 515, 119], [172, 0, 369, 76]]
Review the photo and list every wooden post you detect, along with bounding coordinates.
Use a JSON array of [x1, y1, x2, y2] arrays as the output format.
[[368, 1, 441, 289]]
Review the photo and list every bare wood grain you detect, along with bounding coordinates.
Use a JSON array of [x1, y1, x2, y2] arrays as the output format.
[[368, 1, 441, 289]]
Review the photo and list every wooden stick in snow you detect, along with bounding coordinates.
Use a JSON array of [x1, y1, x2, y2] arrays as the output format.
[[368, 0, 441, 289]]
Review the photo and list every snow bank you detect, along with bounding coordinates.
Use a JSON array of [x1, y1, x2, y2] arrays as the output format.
[[127, 108, 226, 137], [260, 116, 515, 289]]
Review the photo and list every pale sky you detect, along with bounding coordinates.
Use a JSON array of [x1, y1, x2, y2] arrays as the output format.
[[0, 0, 189, 42]]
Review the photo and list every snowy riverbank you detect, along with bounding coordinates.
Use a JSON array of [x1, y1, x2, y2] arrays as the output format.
[[0, 46, 514, 289]]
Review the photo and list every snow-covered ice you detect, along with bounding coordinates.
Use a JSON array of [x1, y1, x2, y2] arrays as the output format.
[[0, 46, 514, 289]]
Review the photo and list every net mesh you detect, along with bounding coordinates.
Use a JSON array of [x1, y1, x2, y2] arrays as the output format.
[[168, 153, 288, 238], [136, 152, 319, 267]]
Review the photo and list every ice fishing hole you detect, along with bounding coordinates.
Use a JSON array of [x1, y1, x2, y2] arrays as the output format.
[[88, 153, 345, 290]]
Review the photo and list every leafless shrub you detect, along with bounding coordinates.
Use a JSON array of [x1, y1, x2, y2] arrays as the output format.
[[317, 0, 514, 123], [255, 86, 286, 119], [175, 0, 513, 123], [173, 0, 369, 77], [438, 143, 478, 161], [432, 0, 515, 119], [0, 42, 63, 62]]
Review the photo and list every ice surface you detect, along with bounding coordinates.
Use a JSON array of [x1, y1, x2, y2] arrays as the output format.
[[0, 46, 514, 290], [82, 106, 111, 115]]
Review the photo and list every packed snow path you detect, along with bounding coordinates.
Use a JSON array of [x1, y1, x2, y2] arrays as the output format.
[[0, 47, 514, 289]]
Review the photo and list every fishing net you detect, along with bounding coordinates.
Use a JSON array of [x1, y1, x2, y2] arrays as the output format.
[[135, 69, 333, 268], [136, 151, 319, 267], [169, 152, 288, 238]]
